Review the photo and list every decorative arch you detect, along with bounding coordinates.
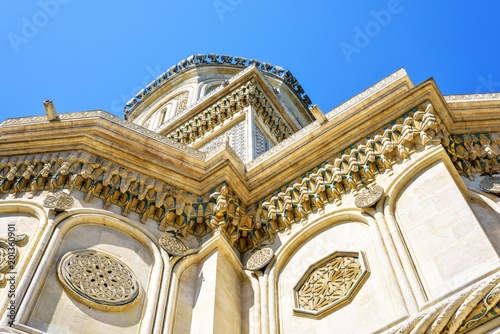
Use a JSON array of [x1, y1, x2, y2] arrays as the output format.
[[136, 87, 193, 130], [268, 209, 388, 333], [0, 201, 47, 327], [382, 145, 499, 307], [14, 209, 164, 334]]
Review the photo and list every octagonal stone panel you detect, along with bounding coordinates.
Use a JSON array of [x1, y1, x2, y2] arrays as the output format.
[[293, 251, 369, 318]]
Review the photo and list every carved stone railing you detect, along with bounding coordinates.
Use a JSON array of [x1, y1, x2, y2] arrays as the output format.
[[123, 53, 312, 116], [166, 79, 293, 145]]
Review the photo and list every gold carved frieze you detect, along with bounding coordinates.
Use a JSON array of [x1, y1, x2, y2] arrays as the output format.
[[293, 251, 369, 318], [57, 250, 141, 311]]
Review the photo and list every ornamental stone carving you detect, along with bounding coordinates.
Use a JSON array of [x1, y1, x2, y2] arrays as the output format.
[[166, 79, 293, 145], [159, 235, 189, 257], [124, 55, 311, 115], [354, 185, 384, 208], [0, 233, 27, 284], [2, 101, 500, 253], [43, 192, 74, 211], [293, 251, 369, 318], [246, 247, 274, 271], [57, 250, 141, 311]]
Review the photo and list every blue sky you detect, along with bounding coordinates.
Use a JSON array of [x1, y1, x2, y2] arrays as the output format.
[[1, 1, 499, 121]]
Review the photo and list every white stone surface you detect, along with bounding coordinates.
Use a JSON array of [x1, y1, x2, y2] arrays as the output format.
[[395, 162, 500, 302]]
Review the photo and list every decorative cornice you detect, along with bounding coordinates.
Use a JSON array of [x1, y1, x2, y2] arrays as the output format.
[[258, 102, 446, 232], [124, 54, 312, 116], [326, 68, 408, 121], [0, 110, 206, 160], [2, 100, 500, 253], [445, 93, 500, 102]]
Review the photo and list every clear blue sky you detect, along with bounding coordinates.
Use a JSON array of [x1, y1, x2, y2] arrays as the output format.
[[1, 1, 499, 121]]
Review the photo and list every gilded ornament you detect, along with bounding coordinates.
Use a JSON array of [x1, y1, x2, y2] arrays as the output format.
[[246, 247, 274, 271], [57, 250, 141, 311], [43, 192, 74, 210], [354, 185, 384, 208], [159, 235, 189, 257], [480, 176, 500, 194]]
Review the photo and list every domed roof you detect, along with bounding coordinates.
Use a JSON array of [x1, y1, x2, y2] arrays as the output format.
[[123, 53, 312, 118]]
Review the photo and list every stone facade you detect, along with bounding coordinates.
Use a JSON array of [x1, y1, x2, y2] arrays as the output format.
[[0, 54, 498, 333]]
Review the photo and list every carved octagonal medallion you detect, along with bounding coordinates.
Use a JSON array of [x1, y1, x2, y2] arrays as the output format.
[[57, 250, 141, 311], [293, 251, 369, 318]]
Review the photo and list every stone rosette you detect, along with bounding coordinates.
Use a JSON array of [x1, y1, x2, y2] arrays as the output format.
[[159, 235, 189, 257], [43, 192, 74, 210], [57, 250, 141, 311], [246, 247, 274, 271], [354, 185, 384, 208], [480, 176, 500, 194]]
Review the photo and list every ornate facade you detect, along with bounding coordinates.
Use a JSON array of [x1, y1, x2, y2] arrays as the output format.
[[0, 54, 499, 333]]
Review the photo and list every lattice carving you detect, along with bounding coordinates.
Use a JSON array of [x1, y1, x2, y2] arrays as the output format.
[[444, 133, 500, 177], [255, 125, 272, 158], [246, 248, 273, 271], [260, 102, 448, 233], [199, 121, 247, 163], [293, 251, 369, 318], [57, 250, 141, 311]]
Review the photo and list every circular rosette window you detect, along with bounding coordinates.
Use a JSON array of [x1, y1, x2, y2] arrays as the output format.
[[57, 250, 141, 311]]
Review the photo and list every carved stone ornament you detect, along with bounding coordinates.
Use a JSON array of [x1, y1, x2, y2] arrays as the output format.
[[293, 251, 369, 318], [43, 192, 74, 210], [57, 250, 141, 311], [0, 234, 27, 284], [480, 176, 500, 194], [159, 235, 189, 257], [354, 185, 384, 208], [246, 247, 274, 271]]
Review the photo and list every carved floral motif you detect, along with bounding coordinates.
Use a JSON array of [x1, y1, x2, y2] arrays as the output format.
[[57, 250, 140, 311], [43, 192, 74, 210], [293, 251, 369, 318], [0, 234, 27, 283]]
